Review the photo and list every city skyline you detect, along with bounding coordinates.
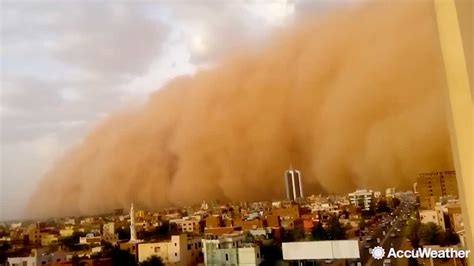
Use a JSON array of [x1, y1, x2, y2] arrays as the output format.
[[1, 1, 472, 265]]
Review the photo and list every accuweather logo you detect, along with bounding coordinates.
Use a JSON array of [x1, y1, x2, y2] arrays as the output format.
[[371, 246, 471, 259]]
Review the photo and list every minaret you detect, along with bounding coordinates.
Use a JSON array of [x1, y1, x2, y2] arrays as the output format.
[[129, 203, 137, 242]]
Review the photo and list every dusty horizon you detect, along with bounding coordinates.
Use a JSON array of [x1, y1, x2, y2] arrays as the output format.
[[26, 1, 454, 218]]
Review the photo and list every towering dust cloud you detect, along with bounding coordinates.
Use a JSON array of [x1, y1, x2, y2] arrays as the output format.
[[28, 2, 453, 217]]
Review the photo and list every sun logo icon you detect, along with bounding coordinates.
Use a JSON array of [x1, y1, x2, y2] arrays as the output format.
[[371, 246, 385, 260]]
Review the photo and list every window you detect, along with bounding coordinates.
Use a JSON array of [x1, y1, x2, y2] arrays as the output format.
[[175, 252, 178, 257], [57, 258, 61, 262], [175, 243, 177, 246], [154, 247, 160, 253], [257, 253, 260, 258], [188, 244, 191, 250], [195, 243, 197, 249], [225, 254, 229, 261]]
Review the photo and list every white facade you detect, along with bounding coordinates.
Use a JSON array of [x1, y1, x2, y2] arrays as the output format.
[[7, 257, 36, 266], [385, 187, 396, 198], [285, 169, 304, 201], [170, 218, 200, 233], [374, 191, 382, 198], [130, 203, 138, 242], [419, 209, 446, 230], [282, 240, 360, 260], [202, 232, 262, 265], [103, 222, 115, 235], [348, 189, 374, 211], [7, 249, 67, 266], [79, 234, 102, 245], [137, 234, 202, 265], [102, 222, 118, 243]]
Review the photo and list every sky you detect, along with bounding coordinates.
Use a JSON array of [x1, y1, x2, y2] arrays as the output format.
[[0, 0, 345, 220]]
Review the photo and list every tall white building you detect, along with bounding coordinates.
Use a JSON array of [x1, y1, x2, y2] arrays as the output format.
[[130, 203, 138, 242], [348, 189, 374, 211], [284, 168, 304, 201]]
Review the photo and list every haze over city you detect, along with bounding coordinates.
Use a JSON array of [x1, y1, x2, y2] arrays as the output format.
[[1, 1, 453, 220], [2, 1, 472, 266]]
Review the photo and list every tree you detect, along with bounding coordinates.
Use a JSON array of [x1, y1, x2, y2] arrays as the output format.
[[140, 255, 164, 266], [260, 239, 282, 265], [392, 198, 401, 209], [418, 222, 444, 245], [376, 199, 391, 213], [405, 219, 421, 248], [61, 231, 86, 250], [70, 255, 81, 266], [154, 221, 179, 239], [107, 246, 136, 266], [117, 227, 131, 241], [326, 215, 346, 240], [311, 222, 327, 241], [444, 230, 460, 246], [291, 219, 306, 241], [358, 217, 366, 230], [0, 242, 12, 264]]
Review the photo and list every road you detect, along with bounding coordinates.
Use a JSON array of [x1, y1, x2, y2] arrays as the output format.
[[358, 199, 416, 266]]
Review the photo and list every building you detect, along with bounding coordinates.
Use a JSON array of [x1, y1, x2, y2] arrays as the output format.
[[79, 234, 102, 245], [170, 218, 201, 233], [348, 189, 374, 211], [28, 227, 42, 245], [233, 219, 265, 231], [374, 191, 382, 198], [102, 222, 118, 243], [137, 234, 202, 265], [7, 249, 67, 266], [206, 215, 223, 228], [284, 168, 304, 201], [201, 232, 262, 265], [59, 228, 74, 237], [266, 215, 281, 228], [446, 203, 464, 232], [417, 171, 458, 209], [41, 234, 59, 246], [130, 203, 138, 242], [419, 209, 446, 231], [385, 187, 396, 198]]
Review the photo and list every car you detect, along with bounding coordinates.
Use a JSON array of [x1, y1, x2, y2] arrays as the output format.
[[366, 236, 372, 241], [325, 259, 333, 264], [365, 244, 371, 249], [396, 228, 401, 232], [390, 233, 396, 238]]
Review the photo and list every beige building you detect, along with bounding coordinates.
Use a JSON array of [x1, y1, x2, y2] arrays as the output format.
[[59, 228, 74, 237], [201, 232, 262, 265], [41, 234, 59, 246], [419, 209, 446, 231], [102, 222, 118, 243], [170, 218, 201, 234], [417, 171, 458, 209], [137, 234, 202, 265]]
